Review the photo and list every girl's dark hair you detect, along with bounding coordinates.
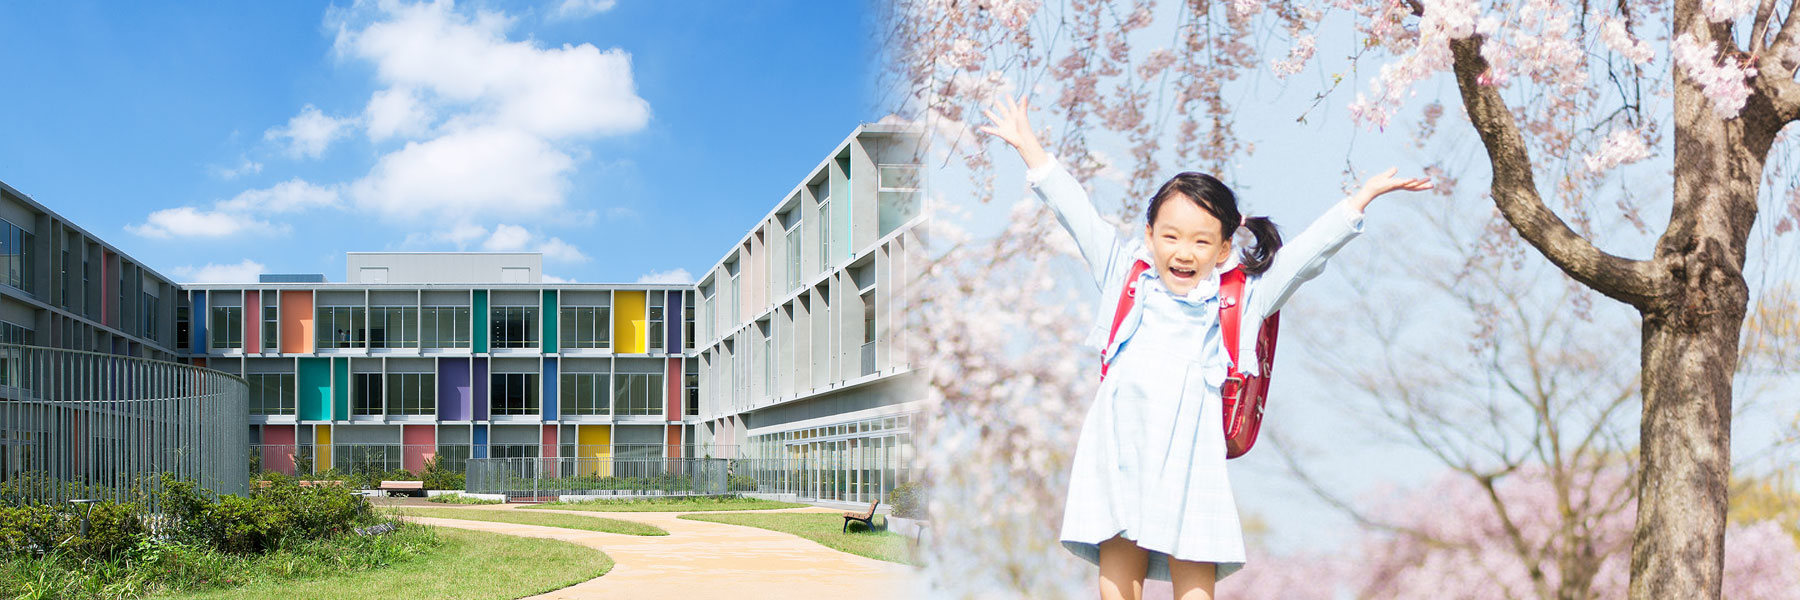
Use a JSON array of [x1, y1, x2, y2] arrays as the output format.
[[1146, 172, 1284, 276]]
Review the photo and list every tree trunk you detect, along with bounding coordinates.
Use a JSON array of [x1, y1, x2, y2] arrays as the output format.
[[1627, 58, 1767, 598]]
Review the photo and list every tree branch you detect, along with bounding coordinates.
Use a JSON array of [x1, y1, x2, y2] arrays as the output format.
[[1447, 35, 1664, 309], [1751, 0, 1779, 54]]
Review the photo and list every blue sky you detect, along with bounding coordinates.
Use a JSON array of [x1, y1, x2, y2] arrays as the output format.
[[0, 0, 880, 284]]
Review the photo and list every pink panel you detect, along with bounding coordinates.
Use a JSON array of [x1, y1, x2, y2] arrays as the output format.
[[243, 291, 261, 353], [541, 426, 558, 456], [402, 425, 435, 473], [263, 425, 297, 475]]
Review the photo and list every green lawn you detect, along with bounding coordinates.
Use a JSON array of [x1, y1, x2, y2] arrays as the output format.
[[679, 512, 916, 565], [161, 527, 609, 600], [526, 495, 807, 512], [390, 507, 669, 536]]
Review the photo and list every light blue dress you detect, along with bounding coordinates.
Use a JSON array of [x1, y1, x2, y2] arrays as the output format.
[[1026, 159, 1366, 582]]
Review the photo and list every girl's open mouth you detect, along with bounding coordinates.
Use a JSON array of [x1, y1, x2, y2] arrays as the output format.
[[1169, 266, 1197, 279]]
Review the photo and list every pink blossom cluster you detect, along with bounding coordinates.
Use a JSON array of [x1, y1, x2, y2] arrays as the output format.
[[1596, 11, 1655, 65], [1703, 0, 1758, 23], [1672, 33, 1757, 119], [1583, 129, 1652, 174], [1349, 0, 1479, 129], [1270, 34, 1317, 78]]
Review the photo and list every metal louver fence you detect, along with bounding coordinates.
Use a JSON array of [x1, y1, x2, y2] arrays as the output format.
[[0, 344, 249, 511]]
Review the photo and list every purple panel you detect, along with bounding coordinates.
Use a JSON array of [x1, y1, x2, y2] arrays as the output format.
[[473, 357, 490, 421], [665, 291, 683, 352], [439, 359, 471, 421]]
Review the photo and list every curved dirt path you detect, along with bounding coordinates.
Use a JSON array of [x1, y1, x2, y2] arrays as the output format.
[[396, 504, 922, 600]]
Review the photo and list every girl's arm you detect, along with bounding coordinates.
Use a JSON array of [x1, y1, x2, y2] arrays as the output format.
[[1247, 168, 1431, 319], [982, 95, 1121, 286]]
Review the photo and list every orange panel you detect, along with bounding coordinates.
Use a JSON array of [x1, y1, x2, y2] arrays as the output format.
[[279, 291, 314, 353]]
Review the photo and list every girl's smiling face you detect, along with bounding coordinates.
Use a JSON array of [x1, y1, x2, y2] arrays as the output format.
[[1144, 192, 1233, 296]]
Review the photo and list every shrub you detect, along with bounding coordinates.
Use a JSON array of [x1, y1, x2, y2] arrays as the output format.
[[889, 482, 926, 519], [728, 475, 759, 492], [162, 474, 374, 553], [0, 500, 146, 559], [421, 454, 464, 491]]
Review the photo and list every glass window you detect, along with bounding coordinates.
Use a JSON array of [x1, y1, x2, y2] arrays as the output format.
[[611, 372, 662, 416], [262, 302, 278, 350], [353, 373, 383, 416], [175, 305, 190, 351], [316, 306, 365, 349], [387, 373, 434, 415], [210, 306, 243, 349], [422, 306, 471, 349], [490, 306, 538, 349], [558, 306, 611, 349], [684, 292, 695, 350], [370, 306, 419, 348], [247, 373, 295, 416], [489, 373, 540, 415], [648, 302, 665, 352], [559, 373, 609, 416]]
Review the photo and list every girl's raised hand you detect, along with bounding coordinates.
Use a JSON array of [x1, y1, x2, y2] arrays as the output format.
[[1349, 167, 1433, 212], [979, 94, 1050, 169]]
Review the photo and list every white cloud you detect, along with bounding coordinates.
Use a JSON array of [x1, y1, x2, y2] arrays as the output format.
[[542, 274, 574, 283], [550, 0, 617, 21], [169, 259, 267, 283], [350, 127, 575, 222], [538, 237, 586, 262], [479, 224, 587, 262], [481, 224, 533, 251], [322, 0, 649, 225], [127, 207, 276, 239], [364, 87, 434, 142], [218, 178, 341, 213], [266, 104, 352, 159], [211, 158, 264, 180], [336, 1, 649, 138], [635, 268, 694, 284]]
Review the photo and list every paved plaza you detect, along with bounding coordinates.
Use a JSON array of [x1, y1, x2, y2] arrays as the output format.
[[400, 505, 923, 599]]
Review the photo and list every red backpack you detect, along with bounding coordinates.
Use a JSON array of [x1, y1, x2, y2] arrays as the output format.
[[1100, 260, 1280, 459]]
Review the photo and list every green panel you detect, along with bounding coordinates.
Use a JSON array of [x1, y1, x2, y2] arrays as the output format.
[[474, 290, 489, 353], [298, 358, 331, 421], [542, 290, 558, 352], [332, 357, 350, 420]]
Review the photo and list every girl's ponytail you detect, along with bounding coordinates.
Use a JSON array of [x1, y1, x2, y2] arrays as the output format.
[[1237, 217, 1283, 276]]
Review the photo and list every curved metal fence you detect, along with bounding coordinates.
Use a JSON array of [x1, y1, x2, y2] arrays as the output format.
[[0, 344, 249, 509]]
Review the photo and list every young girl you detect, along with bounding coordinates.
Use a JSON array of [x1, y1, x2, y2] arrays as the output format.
[[980, 95, 1431, 600]]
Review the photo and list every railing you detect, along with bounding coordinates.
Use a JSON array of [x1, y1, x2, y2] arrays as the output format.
[[860, 341, 877, 376], [0, 344, 249, 511], [465, 457, 733, 498]]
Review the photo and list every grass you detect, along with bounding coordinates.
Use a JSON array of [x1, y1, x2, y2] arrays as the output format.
[[525, 495, 807, 512], [679, 512, 916, 566], [426, 494, 503, 505], [162, 527, 609, 600], [3, 522, 443, 600], [389, 507, 669, 536]]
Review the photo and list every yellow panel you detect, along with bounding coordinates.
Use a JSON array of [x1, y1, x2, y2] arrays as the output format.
[[577, 425, 613, 477], [315, 425, 331, 473], [614, 291, 646, 354]]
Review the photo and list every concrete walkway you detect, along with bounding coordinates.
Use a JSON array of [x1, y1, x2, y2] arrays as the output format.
[[396, 504, 923, 600]]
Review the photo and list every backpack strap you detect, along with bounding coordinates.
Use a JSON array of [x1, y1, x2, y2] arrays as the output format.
[[1218, 266, 1247, 375], [1100, 259, 1153, 380]]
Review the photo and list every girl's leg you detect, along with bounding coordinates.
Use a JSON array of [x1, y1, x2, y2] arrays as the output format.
[[1169, 559, 1217, 600], [1097, 535, 1149, 600]]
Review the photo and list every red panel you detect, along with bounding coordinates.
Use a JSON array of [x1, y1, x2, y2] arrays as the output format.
[[665, 425, 681, 458], [262, 425, 297, 475], [666, 358, 682, 421], [402, 425, 435, 473], [243, 291, 261, 353], [541, 425, 558, 457]]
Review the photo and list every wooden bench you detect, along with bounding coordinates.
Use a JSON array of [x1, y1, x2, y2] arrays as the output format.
[[842, 500, 881, 533], [378, 480, 426, 497]]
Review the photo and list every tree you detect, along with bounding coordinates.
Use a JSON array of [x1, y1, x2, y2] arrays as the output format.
[[885, 1, 1799, 598]]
